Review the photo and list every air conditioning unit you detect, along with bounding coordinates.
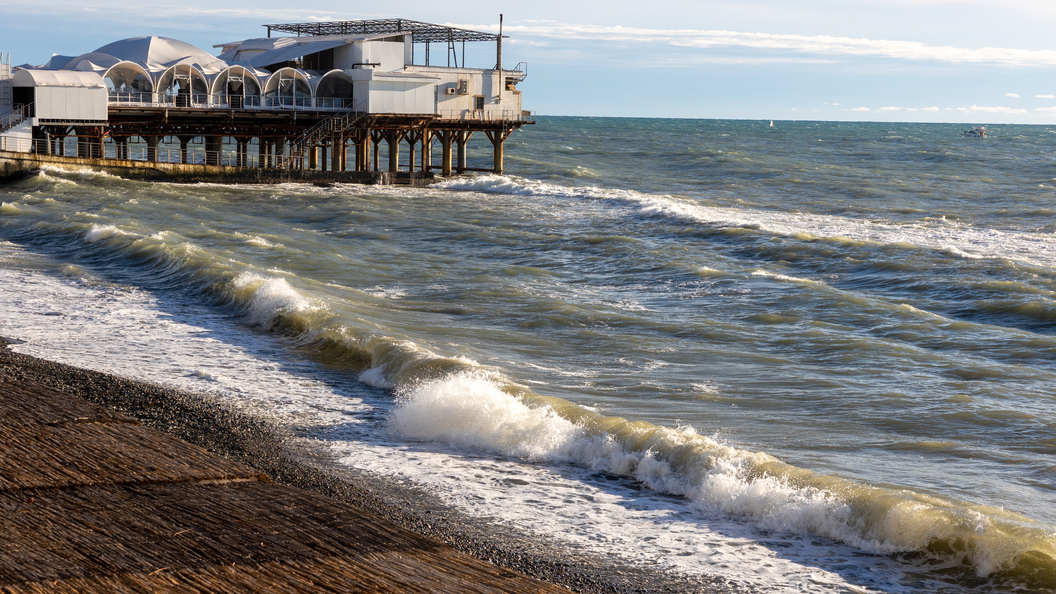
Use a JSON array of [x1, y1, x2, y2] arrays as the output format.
[[457, 80, 469, 95], [445, 87, 456, 95]]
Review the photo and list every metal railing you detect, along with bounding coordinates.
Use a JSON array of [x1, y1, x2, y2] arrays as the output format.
[[437, 108, 534, 123], [102, 93, 495, 114], [287, 98, 368, 168], [0, 103, 31, 133], [0, 136, 298, 168], [108, 92, 154, 106]]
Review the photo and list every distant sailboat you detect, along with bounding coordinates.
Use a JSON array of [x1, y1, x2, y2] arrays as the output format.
[[769, 120, 774, 127]]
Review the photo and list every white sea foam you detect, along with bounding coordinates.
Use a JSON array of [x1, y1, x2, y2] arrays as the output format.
[[385, 371, 1054, 584], [230, 271, 326, 327], [440, 175, 1056, 270], [246, 236, 279, 248], [358, 366, 394, 389], [84, 224, 132, 243]]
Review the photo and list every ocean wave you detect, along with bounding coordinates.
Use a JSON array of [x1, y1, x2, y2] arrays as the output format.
[[85, 224, 134, 243], [438, 175, 1056, 271], [389, 371, 1056, 588]]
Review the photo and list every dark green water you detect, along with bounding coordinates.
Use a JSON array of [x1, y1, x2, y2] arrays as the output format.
[[2, 117, 1055, 592]]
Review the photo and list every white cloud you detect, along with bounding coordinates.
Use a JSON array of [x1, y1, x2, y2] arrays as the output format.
[[1036, 106, 1056, 112], [478, 22, 1056, 66], [1006, 93, 1021, 98], [852, 107, 871, 111], [955, 105, 1028, 114], [1036, 94, 1056, 99], [906, 107, 919, 111], [879, 106, 901, 111], [922, 107, 940, 111]]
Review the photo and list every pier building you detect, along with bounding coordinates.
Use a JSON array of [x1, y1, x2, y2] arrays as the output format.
[[0, 18, 532, 184]]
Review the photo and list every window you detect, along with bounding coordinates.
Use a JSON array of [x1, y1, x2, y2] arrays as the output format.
[[474, 95, 485, 110]]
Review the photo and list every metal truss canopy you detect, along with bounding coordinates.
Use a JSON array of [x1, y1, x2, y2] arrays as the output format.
[[263, 19, 502, 43]]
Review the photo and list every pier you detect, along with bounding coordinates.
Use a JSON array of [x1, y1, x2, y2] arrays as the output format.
[[0, 18, 533, 184]]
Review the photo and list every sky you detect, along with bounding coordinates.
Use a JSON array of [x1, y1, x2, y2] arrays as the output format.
[[6, 0, 1056, 123]]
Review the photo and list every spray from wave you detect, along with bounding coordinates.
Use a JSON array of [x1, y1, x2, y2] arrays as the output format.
[[390, 371, 1056, 588]]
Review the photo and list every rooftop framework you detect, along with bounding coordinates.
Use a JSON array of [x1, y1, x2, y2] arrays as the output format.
[[263, 19, 502, 42]]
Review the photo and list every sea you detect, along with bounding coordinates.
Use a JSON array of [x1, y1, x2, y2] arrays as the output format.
[[1, 117, 1055, 593]]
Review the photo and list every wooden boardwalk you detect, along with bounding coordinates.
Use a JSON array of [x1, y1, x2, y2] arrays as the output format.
[[0, 379, 570, 593]]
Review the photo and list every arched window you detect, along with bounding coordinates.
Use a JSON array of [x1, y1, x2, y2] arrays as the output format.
[[314, 70, 354, 110], [211, 66, 262, 109], [263, 68, 313, 109], [103, 61, 154, 105], [156, 64, 209, 107]]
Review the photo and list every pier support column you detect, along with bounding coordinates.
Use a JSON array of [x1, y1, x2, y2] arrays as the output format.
[[422, 131, 431, 172], [177, 135, 195, 164], [456, 131, 473, 174], [439, 131, 453, 176], [387, 130, 399, 172], [275, 138, 285, 169], [309, 145, 318, 170], [205, 136, 222, 166], [331, 133, 342, 173], [405, 131, 418, 172], [352, 130, 366, 172], [113, 137, 129, 160], [258, 138, 267, 168], [92, 128, 104, 159], [144, 136, 159, 162], [75, 128, 89, 159], [372, 130, 383, 172], [486, 129, 511, 175], [236, 139, 248, 167]]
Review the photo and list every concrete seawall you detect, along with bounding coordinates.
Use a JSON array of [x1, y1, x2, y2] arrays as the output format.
[[0, 150, 436, 186]]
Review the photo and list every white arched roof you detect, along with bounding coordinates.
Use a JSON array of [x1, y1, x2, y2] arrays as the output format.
[[263, 67, 314, 96], [93, 37, 225, 70], [210, 65, 262, 95], [311, 69, 352, 95], [103, 61, 155, 92], [12, 69, 106, 88], [155, 63, 210, 94]]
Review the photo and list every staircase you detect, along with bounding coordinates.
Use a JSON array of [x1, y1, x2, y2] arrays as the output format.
[[0, 103, 31, 134], [287, 99, 368, 169]]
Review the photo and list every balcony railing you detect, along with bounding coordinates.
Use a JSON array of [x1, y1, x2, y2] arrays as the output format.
[[436, 109, 535, 123], [102, 94, 532, 121]]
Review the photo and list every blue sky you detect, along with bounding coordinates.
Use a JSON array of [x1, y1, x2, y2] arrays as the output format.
[[7, 0, 1056, 123]]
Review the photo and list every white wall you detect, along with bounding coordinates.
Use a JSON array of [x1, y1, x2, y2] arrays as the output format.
[[412, 67, 524, 118], [34, 86, 107, 121], [358, 41, 407, 72], [367, 79, 435, 114]]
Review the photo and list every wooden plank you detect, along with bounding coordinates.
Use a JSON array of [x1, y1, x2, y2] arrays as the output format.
[[0, 377, 571, 593]]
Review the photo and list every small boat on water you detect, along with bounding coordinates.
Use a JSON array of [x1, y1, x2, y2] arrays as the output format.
[[964, 126, 987, 137]]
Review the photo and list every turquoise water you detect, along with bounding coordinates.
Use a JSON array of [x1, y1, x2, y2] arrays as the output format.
[[2, 117, 1055, 592]]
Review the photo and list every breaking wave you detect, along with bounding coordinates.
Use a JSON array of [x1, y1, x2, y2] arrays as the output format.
[[439, 174, 1056, 270], [390, 371, 1056, 589]]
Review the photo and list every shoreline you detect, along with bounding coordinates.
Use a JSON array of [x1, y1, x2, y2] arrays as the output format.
[[0, 336, 740, 594]]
